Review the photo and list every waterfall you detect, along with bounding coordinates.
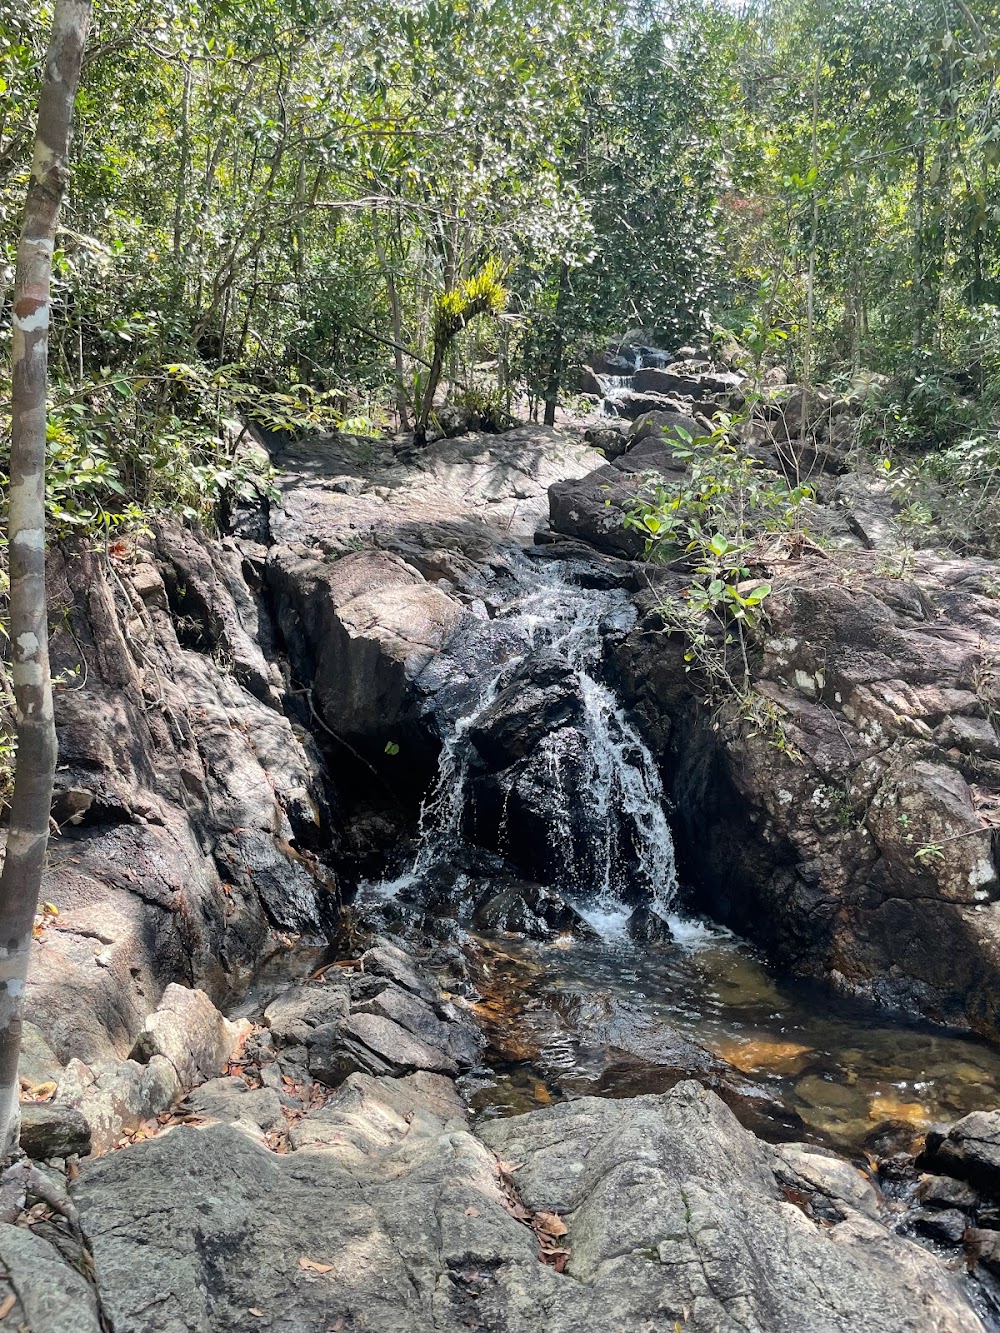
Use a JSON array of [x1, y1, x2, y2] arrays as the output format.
[[377, 553, 680, 938], [599, 373, 634, 417]]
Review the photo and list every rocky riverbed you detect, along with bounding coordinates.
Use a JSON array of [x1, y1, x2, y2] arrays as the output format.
[[12, 365, 1000, 1328]]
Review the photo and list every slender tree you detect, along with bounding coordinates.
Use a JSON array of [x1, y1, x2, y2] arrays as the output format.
[[0, 0, 92, 1159]]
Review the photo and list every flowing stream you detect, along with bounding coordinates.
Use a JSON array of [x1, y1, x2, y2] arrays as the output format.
[[362, 551, 1000, 1154]]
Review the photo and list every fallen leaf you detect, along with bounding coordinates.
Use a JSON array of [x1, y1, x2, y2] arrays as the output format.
[[539, 1246, 570, 1272], [19, 1079, 56, 1103], [868, 1093, 931, 1127], [0, 1291, 16, 1319], [248, 1309, 265, 1319], [533, 1083, 552, 1106], [714, 1037, 812, 1076], [534, 1211, 568, 1238], [464, 1206, 480, 1217], [298, 1257, 334, 1274]]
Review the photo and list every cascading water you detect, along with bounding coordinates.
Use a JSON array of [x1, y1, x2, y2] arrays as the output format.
[[377, 552, 682, 938], [599, 373, 635, 417]]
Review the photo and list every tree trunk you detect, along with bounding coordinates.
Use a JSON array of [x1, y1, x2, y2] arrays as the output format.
[[913, 145, 926, 348], [0, 0, 90, 1160], [414, 343, 446, 447], [372, 214, 410, 430], [543, 264, 569, 428]]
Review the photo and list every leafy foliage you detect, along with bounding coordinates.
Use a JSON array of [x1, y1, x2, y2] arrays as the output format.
[[627, 415, 811, 700]]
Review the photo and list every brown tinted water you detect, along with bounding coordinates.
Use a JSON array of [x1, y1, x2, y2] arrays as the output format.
[[460, 921, 1000, 1153]]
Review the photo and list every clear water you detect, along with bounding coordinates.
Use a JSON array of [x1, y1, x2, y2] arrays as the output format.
[[461, 927, 1000, 1153]]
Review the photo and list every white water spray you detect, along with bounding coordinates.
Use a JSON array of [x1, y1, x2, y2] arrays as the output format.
[[379, 554, 681, 938]]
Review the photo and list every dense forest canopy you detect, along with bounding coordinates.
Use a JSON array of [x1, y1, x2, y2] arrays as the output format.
[[3, 0, 1000, 528]]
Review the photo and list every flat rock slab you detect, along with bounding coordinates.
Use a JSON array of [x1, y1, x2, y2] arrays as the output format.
[[74, 1080, 984, 1332]]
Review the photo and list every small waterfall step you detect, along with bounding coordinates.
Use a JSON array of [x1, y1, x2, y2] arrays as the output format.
[[374, 550, 679, 940]]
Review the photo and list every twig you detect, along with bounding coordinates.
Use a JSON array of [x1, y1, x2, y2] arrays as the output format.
[[0, 1160, 79, 1229]]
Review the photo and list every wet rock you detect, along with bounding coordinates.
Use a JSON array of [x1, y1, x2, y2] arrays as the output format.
[[588, 349, 638, 377], [473, 882, 599, 940], [0, 1225, 101, 1333], [19, 1102, 92, 1160], [586, 1041, 806, 1143], [912, 1207, 969, 1245], [614, 549, 1000, 1034], [619, 328, 677, 362], [625, 904, 673, 943], [917, 1173, 980, 1211], [472, 655, 586, 773], [130, 984, 246, 1092], [772, 1142, 880, 1222], [468, 725, 641, 891], [184, 1076, 286, 1133], [879, 1150, 918, 1182], [547, 462, 648, 557], [546, 419, 706, 558], [467, 657, 582, 768], [603, 388, 698, 421], [633, 365, 744, 400], [923, 1109, 1000, 1196], [864, 1117, 927, 1159], [968, 1227, 1000, 1277]]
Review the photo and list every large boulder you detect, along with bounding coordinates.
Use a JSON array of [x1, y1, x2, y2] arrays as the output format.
[[923, 1109, 1000, 1196], [547, 464, 648, 557], [73, 1080, 985, 1332], [546, 424, 696, 558], [33, 527, 333, 1074], [633, 365, 744, 399], [628, 408, 701, 446], [267, 546, 466, 742], [614, 551, 1000, 1032]]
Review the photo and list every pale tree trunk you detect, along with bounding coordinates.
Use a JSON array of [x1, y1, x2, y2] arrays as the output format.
[[372, 213, 410, 430], [0, 0, 91, 1160]]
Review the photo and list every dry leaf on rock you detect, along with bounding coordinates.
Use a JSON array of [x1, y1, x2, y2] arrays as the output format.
[[533, 1211, 568, 1238], [0, 1292, 16, 1320], [539, 1246, 570, 1273], [298, 1257, 334, 1274]]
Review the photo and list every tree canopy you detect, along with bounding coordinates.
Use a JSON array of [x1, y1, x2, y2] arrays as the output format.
[[3, 0, 1000, 528]]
